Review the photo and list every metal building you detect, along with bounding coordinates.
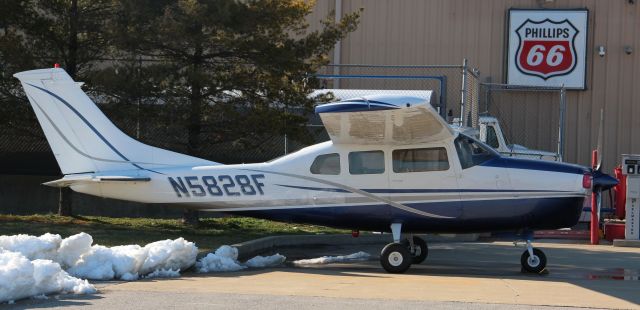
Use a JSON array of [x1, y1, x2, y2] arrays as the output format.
[[310, 0, 640, 172]]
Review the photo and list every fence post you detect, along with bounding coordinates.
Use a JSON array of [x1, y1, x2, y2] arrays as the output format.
[[136, 55, 142, 139], [482, 83, 491, 115], [332, 0, 342, 89], [460, 58, 468, 127], [284, 133, 288, 155], [440, 76, 448, 119], [557, 85, 566, 161]]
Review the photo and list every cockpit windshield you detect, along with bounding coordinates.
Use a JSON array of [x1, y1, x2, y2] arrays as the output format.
[[454, 134, 499, 169]]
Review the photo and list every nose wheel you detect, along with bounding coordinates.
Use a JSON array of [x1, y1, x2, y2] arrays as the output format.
[[520, 240, 547, 274]]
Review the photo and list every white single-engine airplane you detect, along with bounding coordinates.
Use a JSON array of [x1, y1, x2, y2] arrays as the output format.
[[15, 68, 617, 273]]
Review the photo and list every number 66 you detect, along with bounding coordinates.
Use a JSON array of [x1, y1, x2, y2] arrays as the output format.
[[527, 45, 565, 67]]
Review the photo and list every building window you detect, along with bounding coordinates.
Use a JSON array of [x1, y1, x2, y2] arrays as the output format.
[[392, 147, 449, 173], [310, 153, 340, 175], [349, 151, 384, 175]]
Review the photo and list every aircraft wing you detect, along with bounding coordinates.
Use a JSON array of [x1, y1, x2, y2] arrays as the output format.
[[315, 94, 454, 145]]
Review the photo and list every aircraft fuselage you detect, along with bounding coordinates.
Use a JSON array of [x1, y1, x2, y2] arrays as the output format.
[[73, 138, 588, 234]]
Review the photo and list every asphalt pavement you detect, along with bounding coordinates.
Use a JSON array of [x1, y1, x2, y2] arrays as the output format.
[[5, 239, 640, 309]]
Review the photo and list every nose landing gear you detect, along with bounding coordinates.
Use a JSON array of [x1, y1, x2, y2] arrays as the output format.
[[520, 240, 547, 274]]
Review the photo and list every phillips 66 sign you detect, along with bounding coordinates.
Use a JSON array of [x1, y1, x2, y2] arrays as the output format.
[[507, 9, 588, 89]]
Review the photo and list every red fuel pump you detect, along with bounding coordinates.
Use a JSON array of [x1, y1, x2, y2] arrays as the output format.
[[613, 165, 626, 220]]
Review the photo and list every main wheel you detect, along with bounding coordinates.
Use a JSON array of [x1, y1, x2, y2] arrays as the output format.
[[380, 243, 412, 273], [401, 236, 428, 264], [520, 248, 547, 273]]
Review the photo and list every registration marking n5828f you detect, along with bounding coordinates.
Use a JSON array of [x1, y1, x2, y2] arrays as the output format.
[[168, 174, 265, 197]]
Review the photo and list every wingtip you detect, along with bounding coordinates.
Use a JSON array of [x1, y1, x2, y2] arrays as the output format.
[[13, 68, 70, 81]]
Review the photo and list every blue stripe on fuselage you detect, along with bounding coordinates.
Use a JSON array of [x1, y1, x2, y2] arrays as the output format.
[[227, 196, 585, 233], [276, 184, 350, 193], [275, 184, 572, 194], [481, 157, 587, 174]]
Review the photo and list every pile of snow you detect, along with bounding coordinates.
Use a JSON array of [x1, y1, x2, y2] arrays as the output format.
[[1, 232, 287, 303], [0, 233, 62, 261], [196, 246, 245, 272], [0, 249, 95, 303], [59, 233, 197, 280], [2, 232, 198, 281], [196, 245, 286, 272], [293, 251, 371, 265], [144, 268, 180, 279], [245, 254, 287, 268]]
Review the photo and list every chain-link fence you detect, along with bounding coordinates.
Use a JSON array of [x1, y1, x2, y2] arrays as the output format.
[[479, 83, 566, 159], [462, 61, 480, 129]]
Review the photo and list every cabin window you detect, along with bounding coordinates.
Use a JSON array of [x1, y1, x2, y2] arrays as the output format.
[[455, 134, 498, 169], [349, 151, 385, 174], [486, 126, 499, 149], [392, 147, 449, 173], [310, 153, 340, 175]]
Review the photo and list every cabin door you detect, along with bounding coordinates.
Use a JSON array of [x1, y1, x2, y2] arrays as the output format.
[[388, 144, 462, 218], [452, 136, 513, 214]]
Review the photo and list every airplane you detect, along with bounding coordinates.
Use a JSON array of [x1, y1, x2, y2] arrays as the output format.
[[14, 68, 618, 274]]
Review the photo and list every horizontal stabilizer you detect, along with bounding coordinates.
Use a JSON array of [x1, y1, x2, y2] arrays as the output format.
[[44, 175, 151, 188]]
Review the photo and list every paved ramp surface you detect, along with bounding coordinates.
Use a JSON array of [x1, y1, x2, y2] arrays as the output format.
[[7, 240, 640, 309]]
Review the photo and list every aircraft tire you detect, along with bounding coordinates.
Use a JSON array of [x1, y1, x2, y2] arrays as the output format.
[[380, 243, 411, 273], [520, 248, 547, 273], [401, 236, 428, 264]]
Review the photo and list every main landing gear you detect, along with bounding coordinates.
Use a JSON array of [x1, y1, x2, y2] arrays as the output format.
[[379, 224, 547, 274], [379, 223, 429, 273]]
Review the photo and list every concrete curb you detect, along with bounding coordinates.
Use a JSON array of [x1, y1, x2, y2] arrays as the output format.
[[613, 239, 640, 247], [232, 233, 479, 260]]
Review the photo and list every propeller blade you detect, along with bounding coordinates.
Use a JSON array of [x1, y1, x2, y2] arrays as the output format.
[[595, 189, 602, 224], [596, 108, 604, 171]]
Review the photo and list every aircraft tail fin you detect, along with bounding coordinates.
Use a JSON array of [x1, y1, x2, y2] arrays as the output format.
[[14, 68, 216, 175]]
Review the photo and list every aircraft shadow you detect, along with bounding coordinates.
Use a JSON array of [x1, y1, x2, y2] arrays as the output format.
[[235, 240, 640, 306]]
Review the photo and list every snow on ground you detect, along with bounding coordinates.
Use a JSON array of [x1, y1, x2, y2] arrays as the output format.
[[0, 232, 286, 303], [245, 253, 286, 268], [292, 251, 371, 265], [5, 232, 198, 281], [0, 232, 197, 303], [195, 245, 286, 272], [0, 233, 62, 261], [0, 249, 95, 304], [196, 245, 245, 272], [144, 268, 181, 279]]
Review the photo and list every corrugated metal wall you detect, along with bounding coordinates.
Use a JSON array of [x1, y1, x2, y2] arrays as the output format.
[[311, 0, 640, 172]]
